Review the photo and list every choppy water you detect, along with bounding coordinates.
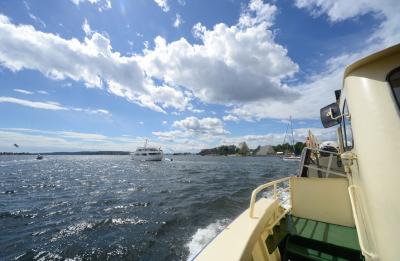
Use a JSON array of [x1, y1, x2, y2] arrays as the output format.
[[0, 155, 297, 260]]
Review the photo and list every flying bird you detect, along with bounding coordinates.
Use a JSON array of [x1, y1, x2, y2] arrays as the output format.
[[14, 144, 19, 148]]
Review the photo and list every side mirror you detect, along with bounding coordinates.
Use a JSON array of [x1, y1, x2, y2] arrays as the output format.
[[320, 103, 341, 128]]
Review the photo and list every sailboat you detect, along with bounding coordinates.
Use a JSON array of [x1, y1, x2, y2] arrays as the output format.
[[282, 116, 301, 161]]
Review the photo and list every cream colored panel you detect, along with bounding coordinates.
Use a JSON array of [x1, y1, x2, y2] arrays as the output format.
[[291, 177, 355, 227], [196, 198, 279, 261]]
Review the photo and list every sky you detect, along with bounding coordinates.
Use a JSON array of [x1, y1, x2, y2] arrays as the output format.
[[0, 0, 398, 152]]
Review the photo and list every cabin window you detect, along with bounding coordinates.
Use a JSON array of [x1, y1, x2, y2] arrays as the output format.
[[149, 153, 160, 155], [387, 67, 400, 109], [341, 100, 353, 151]]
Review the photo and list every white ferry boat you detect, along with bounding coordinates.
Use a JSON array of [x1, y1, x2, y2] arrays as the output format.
[[194, 43, 400, 261], [131, 140, 163, 161]]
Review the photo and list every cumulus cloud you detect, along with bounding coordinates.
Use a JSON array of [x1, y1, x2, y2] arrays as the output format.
[[140, 0, 299, 105], [153, 0, 169, 12], [173, 116, 229, 136], [225, 0, 400, 121], [0, 96, 111, 116], [0, 15, 189, 113], [153, 116, 229, 146]]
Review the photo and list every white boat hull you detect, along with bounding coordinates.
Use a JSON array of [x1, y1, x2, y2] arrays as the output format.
[[282, 156, 301, 161], [131, 153, 163, 161]]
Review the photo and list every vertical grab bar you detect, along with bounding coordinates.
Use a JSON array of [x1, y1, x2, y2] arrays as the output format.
[[348, 185, 378, 260]]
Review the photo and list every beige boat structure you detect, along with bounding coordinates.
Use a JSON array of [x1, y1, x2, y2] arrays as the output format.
[[194, 44, 400, 260]]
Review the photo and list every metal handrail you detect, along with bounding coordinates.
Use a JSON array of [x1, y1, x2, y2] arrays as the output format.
[[348, 185, 378, 260], [249, 177, 291, 218], [299, 147, 347, 178]]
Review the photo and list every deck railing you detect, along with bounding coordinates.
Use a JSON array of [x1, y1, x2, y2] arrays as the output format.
[[249, 177, 291, 218], [298, 147, 347, 178]]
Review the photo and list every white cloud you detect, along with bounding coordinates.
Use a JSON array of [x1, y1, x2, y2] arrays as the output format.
[[239, 0, 277, 27], [82, 18, 92, 36], [60, 131, 108, 141], [0, 15, 189, 113], [0, 96, 111, 116], [294, 0, 400, 46], [153, 116, 229, 146], [140, 0, 299, 105], [162, 120, 168, 125], [223, 114, 239, 122], [153, 0, 170, 12], [173, 14, 183, 28], [173, 116, 229, 136], [37, 90, 49, 95], [0, 97, 67, 110], [71, 0, 112, 11], [0, 128, 140, 152], [0, 128, 207, 153], [191, 109, 204, 114], [225, 0, 400, 122], [28, 13, 46, 28], [14, 89, 33, 95], [152, 130, 185, 140], [221, 127, 336, 148]]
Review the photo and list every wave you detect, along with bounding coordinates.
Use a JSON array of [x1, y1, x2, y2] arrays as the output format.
[[50, 217, 148, 242], [262, 186, 291, 209], [0, 210, 37, 219], [185, 219, 230, 261]]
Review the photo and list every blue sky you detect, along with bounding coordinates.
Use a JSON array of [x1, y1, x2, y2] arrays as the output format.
[[0, 0, 398, 152]]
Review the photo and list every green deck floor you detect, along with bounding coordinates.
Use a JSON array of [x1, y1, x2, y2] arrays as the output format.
[[288, 216, 360, 251], [265, 215, 363, 260]]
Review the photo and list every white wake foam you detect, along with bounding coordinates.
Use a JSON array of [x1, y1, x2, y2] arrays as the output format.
[[262, 186, 291, 209], [185, 219, 230, 260]]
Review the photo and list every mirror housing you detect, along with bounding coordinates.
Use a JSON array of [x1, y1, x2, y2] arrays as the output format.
[[320, 102, 341, 128]]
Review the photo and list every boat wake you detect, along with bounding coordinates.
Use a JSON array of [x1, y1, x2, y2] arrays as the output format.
[[262, 186, 291, 209], [186, 219, 230, 260]]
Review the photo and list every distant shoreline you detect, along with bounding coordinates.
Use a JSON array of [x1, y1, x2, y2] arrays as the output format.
[[0, 151, 196, 156], [0, 151, 130, 155]]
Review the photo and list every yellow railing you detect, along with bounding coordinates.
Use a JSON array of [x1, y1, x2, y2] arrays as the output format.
[[249, 177, 291, 218], [348, 185, 378, 260]]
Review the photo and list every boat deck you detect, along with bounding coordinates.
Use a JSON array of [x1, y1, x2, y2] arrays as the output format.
[[267, 215, 364, 261]]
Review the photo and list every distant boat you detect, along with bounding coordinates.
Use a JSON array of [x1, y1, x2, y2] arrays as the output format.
[[36, 154, 43, 160], [282, 155, 301, 161], [131, 140, 163, 161]]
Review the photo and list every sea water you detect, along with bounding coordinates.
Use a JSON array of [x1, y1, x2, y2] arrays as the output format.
[[0, 155, 297, 260]]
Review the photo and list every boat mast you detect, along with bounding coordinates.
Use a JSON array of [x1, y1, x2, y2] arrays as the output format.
[[290, 116, 295, 154], [282, 121, 289, 155]]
